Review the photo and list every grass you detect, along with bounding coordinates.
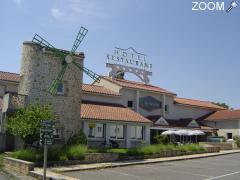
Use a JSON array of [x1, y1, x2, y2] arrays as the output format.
[[66, 144, 87, 160]]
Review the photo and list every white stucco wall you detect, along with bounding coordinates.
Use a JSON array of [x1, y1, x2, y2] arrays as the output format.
[[206, 120, 240, 139], [94, 78, 122, 93], [82, 120, 150, 148]]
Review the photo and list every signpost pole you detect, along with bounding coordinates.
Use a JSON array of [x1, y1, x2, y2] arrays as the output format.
[[43, 144, 47, 180]]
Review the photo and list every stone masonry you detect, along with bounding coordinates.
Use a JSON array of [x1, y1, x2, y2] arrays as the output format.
[[18, 42, 84, 142]]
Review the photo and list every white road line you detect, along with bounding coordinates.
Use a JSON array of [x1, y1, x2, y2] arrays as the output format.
[[141, 165, 212, 178], [104, 169, 142, 179], [163, 162, 235, 173], [205, 171, 240, 180]]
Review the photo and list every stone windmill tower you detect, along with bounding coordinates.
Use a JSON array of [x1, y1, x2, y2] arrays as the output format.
[[18, 27, 100, 142]]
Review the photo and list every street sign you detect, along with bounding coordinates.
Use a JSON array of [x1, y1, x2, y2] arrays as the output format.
[[40, 120, 54, 146], [40, 120, 54, 180]]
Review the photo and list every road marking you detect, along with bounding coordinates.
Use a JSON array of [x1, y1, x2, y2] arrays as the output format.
[[141, 165, 212, 178], [205, 171, 240, 180], [163, 162, 235, 173], [104, 169, 142, 179]]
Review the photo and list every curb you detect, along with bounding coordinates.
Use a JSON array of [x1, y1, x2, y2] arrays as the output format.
[[52, 150, 240, 173]]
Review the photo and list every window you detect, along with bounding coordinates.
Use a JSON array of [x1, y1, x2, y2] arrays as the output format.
[[110, 124, 124, 139], [95, 124, 104, 138], [128, 101, 133, 108], [130, 126, 143, 140], [227, 133, 233, 140], [57, 83, 64, 95], [165, 105, 169, 112], [88, 123, 104, 138]]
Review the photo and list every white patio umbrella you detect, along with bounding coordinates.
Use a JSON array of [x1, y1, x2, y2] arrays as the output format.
[[161, 130, 177, 143], [161, 130, 177, 135], [175, 129, 189, 144]]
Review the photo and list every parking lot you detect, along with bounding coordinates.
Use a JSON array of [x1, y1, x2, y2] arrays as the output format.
[[63, 153, 240, 180]]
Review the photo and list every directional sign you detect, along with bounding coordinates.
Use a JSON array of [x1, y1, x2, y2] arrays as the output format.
[[40, 120, 54, 145]]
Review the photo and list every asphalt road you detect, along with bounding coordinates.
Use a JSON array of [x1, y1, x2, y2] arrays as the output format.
[[0, 171, 15, 180], [63, 153, 240, 180]]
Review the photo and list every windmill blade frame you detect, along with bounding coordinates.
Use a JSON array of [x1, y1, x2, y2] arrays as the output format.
[[49, 63, 68, 95], [32, 34, 65, 61], [72, 61, 100, 82], [71, 27, 88, 54]]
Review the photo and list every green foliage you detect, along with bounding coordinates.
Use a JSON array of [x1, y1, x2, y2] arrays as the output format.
[[233, 136, 240, 148], [212, 102, 229, 109], [66, 144, 87, 160], [176, 144, 206, 152], [67, 129, 87, 146], [154, 134, 169, 145], [11, 149, 42, 162], [6, 104, 54, 145], [0, 153, 4, 170], [48, 147, 63, 161]]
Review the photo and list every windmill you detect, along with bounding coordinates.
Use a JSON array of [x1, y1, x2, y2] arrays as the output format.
[[32, 27, 100, 95]]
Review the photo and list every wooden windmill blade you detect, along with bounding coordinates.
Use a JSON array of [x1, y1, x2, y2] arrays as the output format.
[[32, 34, 65, 62], [32, 26, 101, 96], [49, 63, 68, 95], [72, 61, 100, 82], [71, 27, 88, 54]]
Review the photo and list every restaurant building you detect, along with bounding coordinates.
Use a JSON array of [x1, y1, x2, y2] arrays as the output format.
[[0, 46, 236, 149]]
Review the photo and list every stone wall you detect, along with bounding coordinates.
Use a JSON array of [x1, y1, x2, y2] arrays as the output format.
[[3, 157, 34, 175], [18, 42, 84, 142]]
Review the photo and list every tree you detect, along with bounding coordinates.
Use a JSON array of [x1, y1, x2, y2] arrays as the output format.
[[212, 102, 230, 109], [6, 104, 54, 145]]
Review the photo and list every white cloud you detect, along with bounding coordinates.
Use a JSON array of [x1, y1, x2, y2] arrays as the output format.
[[50, 0, 106, 23]]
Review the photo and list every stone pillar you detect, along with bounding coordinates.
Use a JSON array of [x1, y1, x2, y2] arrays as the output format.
[[18, 42, 84, 143]]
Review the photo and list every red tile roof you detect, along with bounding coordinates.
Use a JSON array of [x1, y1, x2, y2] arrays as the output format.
[[205, 109, 240, 121], [174, 97, 226, 110], [81, 102, 152, 124], [102, 76, 176, 95], [82, 84, 120, 96], [0, 71, 20, 82], [0, 97, 3, 110]]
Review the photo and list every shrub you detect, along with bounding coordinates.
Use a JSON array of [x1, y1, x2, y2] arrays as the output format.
[[6, 104, 54, 145], [154, 134, 169, 145], [67, 130, 87, 146], [11, 149, 42, 162], [233, 136, 240, 148], [59, 155, 68, 161], [176, 144, 205, 152], [48, 147, 63, 161], [66, 144, 87, 160]]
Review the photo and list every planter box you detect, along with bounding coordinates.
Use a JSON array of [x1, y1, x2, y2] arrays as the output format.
[[3, 157, 34, 175], [3, 146, 220, 175]]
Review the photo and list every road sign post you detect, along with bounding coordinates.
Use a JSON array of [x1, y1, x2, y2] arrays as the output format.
[[40, 120, 53, 180]]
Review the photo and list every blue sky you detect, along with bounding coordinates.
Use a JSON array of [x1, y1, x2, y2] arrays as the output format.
[[1, 0, 240, 108]]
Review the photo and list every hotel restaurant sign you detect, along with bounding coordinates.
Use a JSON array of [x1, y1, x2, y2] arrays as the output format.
[[106, 47, 152, 84]]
